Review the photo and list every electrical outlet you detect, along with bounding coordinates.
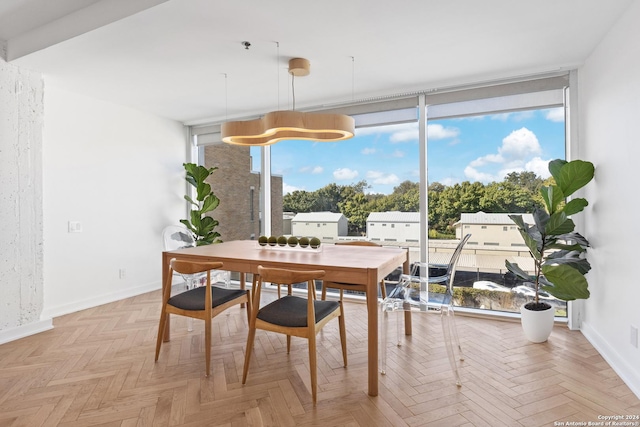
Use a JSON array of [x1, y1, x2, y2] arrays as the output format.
[[68, 221, 82, 233], [119, 269, 126, 279], [631, 325, 638, 348]]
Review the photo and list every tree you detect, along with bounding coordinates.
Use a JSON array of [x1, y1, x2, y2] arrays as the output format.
[[283, 190, 316, 213], [480, 181, 542, 213], [339, 193, 370, 235], [504, 171, 543, 194]]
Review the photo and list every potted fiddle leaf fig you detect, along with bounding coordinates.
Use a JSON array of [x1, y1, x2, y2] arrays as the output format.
[[180, 163, 222, 246], [505, 159, 595, 342]]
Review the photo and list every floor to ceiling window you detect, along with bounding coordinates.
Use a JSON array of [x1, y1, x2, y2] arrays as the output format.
[[193, 73, 571, 318]]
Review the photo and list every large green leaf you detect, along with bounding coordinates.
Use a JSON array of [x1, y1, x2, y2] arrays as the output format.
[[554, 160, 595, 198], [519, 228, 542, 259], [540, 185, 564, 214], [190, 210, 202, 229], [179, 219, 195, 234], [184, 163, 213, 185], [184, 194, 198, 206], [541, 264, 590, 300], [533, 208, 550, 231], [563, 198, 588, 216], [508, 214, 527, 229], [543, 256, 592, 275], [545, 213, 575, 236], [196, 182, 212, 202], [505, 261, 535, 281], [548, 159, 567, 180], [201, 194, 220, 214]]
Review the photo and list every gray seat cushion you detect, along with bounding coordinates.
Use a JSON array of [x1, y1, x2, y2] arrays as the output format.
[[168, 286, 246, 311], [257, 295, 339, 327]]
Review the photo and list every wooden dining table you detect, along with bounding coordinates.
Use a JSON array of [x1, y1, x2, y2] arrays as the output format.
[[161, 239, 408, 396]]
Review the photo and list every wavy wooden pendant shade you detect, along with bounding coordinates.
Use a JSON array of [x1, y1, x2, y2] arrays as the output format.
[[221, 58, 355, 146]]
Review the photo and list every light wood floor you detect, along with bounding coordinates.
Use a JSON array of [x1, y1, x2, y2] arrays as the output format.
[[0, 288, 638, 426]]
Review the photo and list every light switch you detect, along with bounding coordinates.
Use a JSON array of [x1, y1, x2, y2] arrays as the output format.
[[68, 221, 83, 233]]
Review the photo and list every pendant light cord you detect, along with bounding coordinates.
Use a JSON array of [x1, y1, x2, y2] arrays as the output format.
[[291, 74, 296, 111], [351, 56, 355, 101]]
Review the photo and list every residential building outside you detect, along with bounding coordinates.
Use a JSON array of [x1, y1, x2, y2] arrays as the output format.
[[454, 212, 534, 247], [367, 211, 420, 242], [291, 212, 348, 239]]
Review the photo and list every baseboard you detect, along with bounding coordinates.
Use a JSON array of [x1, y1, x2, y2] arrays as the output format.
[[40, 281, 161, 320], [581, 321, 640, 399], [0, 318, 53, 345]]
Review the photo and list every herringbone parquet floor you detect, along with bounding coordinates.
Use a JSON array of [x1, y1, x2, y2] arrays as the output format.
[[0, 288, 638, 426]]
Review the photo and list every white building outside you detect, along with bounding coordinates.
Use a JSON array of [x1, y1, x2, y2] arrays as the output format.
[[291, 212, 348, 239], [367, 212, 420, 242], [454, 212, 534, 247]]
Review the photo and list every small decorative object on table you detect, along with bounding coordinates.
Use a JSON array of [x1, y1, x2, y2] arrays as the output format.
[[257, 235, 322, 252]]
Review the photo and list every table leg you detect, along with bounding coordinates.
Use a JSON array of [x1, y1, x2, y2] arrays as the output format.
[[240, 272, 246, 308], [162, 252, 171, 342], [366, 270, 379, 396]]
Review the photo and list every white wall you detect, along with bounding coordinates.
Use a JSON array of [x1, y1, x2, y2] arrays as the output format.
[[579, 0, 640, 397], [0, 58, 46, 340], [41, 84, 186, 319]]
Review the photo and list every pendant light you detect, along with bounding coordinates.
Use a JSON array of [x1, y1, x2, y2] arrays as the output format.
[[221, 57, 355, 146]]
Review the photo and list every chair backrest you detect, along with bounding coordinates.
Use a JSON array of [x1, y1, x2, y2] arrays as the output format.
[[408, 233, 471, 291], [444, 234, 472, 290], [162, 225, 195, 251], [170, 258, 224, 276], [257, 265, 325, 287]]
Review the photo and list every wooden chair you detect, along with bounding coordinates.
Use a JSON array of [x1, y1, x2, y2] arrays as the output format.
[[155, 258, 251, 377], [242, 265, 347, 405], [320, 241, 388, 301]]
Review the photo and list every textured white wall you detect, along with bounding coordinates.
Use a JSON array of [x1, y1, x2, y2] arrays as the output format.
[[0, 58, 44, 332], [579, 0, 640, 397], [41, 85, 186, 318]]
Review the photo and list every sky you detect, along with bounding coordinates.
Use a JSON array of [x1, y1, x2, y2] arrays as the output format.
[[252, 107, 566, 195]]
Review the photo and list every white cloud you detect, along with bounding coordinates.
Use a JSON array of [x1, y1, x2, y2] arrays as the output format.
[[525, 157, 552, 178], [427, 123, 460, 140], [299, 165, 323, 174], [366, 170, 400, 185], [464, 127, 546, 183], [499, 127, 541, 159], [464, 166, 498, 183], [469, 153, 503, 167], [390, 129, 418, 143], [361, 147, 377, 155], [283, 183, 303, 194], [356, 122, 419, 144], [439, 176, 460, 186], [491, 111, 534, 122], [545, 107, 565, 122], [333, 168, 359, 180], [355, 122, 460, 144]]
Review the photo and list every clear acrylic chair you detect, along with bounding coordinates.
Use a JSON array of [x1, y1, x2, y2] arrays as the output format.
[[380, 234, 471, 386]]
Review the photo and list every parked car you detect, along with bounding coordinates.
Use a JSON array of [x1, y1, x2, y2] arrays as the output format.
[[473, 281, 511, 292], [512, 285, 555, 300]]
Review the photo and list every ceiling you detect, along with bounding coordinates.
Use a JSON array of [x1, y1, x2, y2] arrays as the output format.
[[1, 0, 633, 125]]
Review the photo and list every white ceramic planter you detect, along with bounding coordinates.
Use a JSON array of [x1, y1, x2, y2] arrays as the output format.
[[520, 304, 555, 343]]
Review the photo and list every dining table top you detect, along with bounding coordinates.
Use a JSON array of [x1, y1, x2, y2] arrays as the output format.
[[163, 239, 407, 284]]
